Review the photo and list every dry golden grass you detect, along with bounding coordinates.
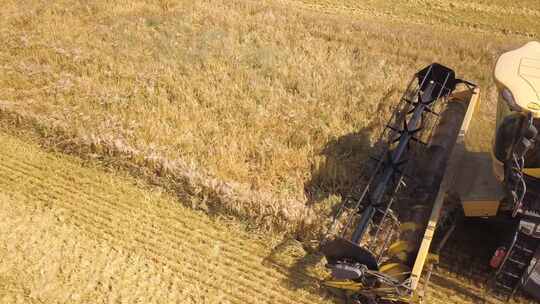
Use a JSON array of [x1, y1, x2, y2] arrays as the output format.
[[0, 0, 537, 235]]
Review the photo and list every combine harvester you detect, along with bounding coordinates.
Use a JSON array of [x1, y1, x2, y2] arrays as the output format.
[[320, 41, 540, 303]]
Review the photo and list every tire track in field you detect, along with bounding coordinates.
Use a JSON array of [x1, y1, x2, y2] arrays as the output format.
[[0, 136, 333, 304], [0, 155, 320, 301]]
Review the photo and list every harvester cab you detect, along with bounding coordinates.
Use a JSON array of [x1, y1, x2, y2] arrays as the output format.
[[320, 41, 540, 303], [459, 41, 540, 301], [486, 41, 540, 300], [492, 41, 540, 214]]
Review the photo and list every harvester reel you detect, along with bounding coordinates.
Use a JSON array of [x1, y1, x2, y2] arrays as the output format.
[[321, 63, 477, 303]]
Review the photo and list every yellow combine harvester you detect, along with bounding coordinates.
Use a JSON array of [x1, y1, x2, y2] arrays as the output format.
[[320, 41, 540, 303]]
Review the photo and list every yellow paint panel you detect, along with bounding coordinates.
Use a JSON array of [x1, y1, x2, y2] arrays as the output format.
[[388, 240, 416, 256], [462, 200, 500, 217], [379, 263, 411, 281], [323, 280, 362, 291], [528, 102, 540, 111], [524, 167, 540, 179], [379, 263, 400, 273]]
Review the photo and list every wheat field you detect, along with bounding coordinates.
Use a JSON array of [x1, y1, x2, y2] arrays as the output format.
[[2, 0, 537, 235], [1, 131, 533, 304], [1, 0, 540, 303]]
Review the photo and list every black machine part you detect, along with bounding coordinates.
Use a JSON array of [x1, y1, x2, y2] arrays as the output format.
[[349, 63, 459, 245], [491, 110, 540, 301], [321, 63, 477, 302], [321, 237, 379, 271], [494, 226, 540, 299], [328, 262, 366, 281], [498, 112, 539, 216], [521, 245, 540, 299]]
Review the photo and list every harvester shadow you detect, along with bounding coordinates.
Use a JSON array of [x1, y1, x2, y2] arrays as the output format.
[[283, 124, 384, 301], [269, 96, 391, 301], [304, 87, 396, 207], [304, 128, 373, 207], [262, 238, 346, 304]]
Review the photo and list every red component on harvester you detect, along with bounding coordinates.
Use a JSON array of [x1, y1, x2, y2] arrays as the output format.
[[490, 247, 507, 269]]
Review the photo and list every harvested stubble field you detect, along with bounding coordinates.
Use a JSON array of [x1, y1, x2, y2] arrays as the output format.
[[0, 132, 333, 304], [0, 0, 539, 303]]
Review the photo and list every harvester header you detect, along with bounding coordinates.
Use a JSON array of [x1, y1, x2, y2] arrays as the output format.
[[321, 63, 479, 303]]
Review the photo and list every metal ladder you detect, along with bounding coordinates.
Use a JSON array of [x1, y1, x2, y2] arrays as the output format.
[[494, 232, 539, 299]]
